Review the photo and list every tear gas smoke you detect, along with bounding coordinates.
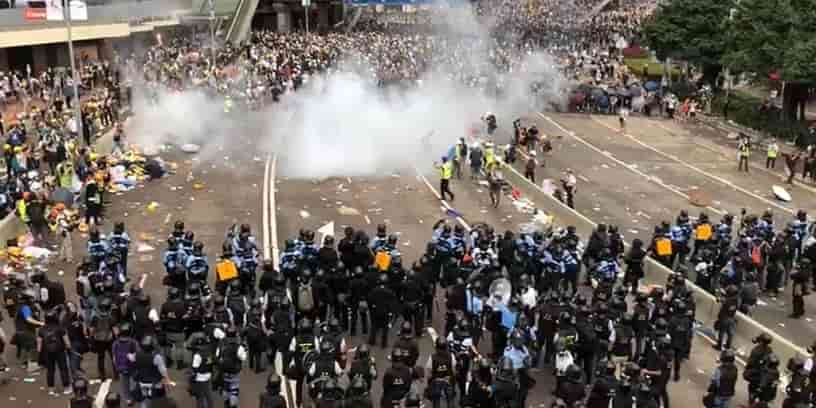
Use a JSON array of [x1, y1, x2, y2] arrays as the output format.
[[126, 7, 574, 179]]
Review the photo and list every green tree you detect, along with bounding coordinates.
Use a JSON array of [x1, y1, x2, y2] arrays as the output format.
[[721, 0, 816, 120], [641, 0, 735, 85]]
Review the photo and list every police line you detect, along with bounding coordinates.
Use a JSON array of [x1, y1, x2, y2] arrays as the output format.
[[498, 159, 809, 368], [0, 126, 118, 249]]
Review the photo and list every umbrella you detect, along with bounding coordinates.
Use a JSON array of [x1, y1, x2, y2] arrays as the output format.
[[629, 86, 643, 97], [50, 187, 75, 208], [590, 87, 606, 97], [571, 91, 586, 104], [597, 95, 610, 107], [644, 81, 659, 91]]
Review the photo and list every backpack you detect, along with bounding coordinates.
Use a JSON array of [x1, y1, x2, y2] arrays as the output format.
[[218, 339, 242, 374], [751, 245, 762, 266], [112, 337, 137, 373], [374, 250, 392, 272], [93, 313, 114, 342], [696, 224, 712, 241], [655, 238, 672, 256], [297, 283, 315, 312], [216, 260, 239, 281], [43, 327, 63, 353]]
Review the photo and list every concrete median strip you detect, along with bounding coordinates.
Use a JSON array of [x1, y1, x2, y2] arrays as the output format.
[[518, 112, 808, 376]]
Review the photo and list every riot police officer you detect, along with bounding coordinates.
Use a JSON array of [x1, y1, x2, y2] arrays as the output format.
[[745, 333, 773, 402], [348, 344, 377, 393], [426, 337, 456, 408], [466, 358, 494, 408], [587, 361, 618, 408], [216, 326, 247, 408], [287, 319, 318, 406], [345, 376, 373, 408], [133, 336, 173, 408], [188, 333, 215, 408], [259, 374, 286, 408], [381, 348, 414, 408], [394, 322, 420, 368], [160, 287, 187, 369], [307, 339, 344, 400], [707, 350, 738, 408]]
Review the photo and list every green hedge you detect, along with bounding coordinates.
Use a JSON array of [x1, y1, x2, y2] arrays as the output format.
[[624, 58, 682, 81], [710, 91, 812, 145]]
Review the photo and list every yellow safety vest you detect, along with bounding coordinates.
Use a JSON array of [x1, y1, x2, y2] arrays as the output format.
[[485, 147, 495, 165], [767, 145, 778, 159], [16, 200, 29, 223], [739, 144, 750, 157], [440, 162, 453, 180]]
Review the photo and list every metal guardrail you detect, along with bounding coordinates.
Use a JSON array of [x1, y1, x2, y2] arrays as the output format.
[[500, 145, 808, 374], [0, 0, 190, 30]]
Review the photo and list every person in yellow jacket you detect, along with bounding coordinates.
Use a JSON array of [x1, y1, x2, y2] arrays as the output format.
[[56, 161, 75, 190], [16, 192, 30, 224], [766, 138, 779, 169], [224, 96, 234, 114], [738, 137, 750, 172], [435, 156, 455, 201], [484, 142, 496, 173]]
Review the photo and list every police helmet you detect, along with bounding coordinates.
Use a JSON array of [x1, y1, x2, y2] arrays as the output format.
[[303, 230, 315, 242], [454, 224, 464, 235], [328, 318, 341, 333], [387, 234, 398, 245], [720, 349, 736, 363], [435, 337, 448, 352], [273, 272, 286, 286], [378, 273, 388, 285], [767, 354, 780, 368], [90, 228, 100, 241], [104, 392, 121, 408], [266, 373, 282, 393], [73, 378, 89, 396], [174, 221, 184, 231], [285, 239, 295, 250], [193, 241, 205, 254], [322, 378, 339, 394], [168, 286, 181, 299], [566, 364, 582, 381], [356, 344, 371, 361], [754, 333, 772, 345], [349, 376, 368, 396], [301, 269, 313, 282], [404, 391, 421, 408], [114, 222, 125, 234], [298, 318, 313, 333], [141, 335, 156, 351], [323, 235, 335, 247], [98, 297, 113, 311], [262, 259, 275, 272], [167, 237, 178, 249], [240, 224, 251, 235], [400, 321, 413, 338], [184, 231, 195, 242], [376, 224, 386, 236]]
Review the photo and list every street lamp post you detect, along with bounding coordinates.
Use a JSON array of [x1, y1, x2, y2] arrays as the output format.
[[65, 2, 84, 143], [209, 0, 216, 71], [303, 0, 311, 35]]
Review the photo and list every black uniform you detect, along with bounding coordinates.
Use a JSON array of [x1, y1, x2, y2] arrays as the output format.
[[381, 364, 413, 408]]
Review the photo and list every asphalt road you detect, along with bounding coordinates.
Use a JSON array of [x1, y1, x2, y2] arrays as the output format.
[[0, 112, 762, 408], [515, 112, 816, 350]]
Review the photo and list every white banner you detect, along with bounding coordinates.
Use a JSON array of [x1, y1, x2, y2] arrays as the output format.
[[46, 0, 88, 22]]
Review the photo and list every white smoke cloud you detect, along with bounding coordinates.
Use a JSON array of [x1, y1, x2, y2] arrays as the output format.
[[125, 6, 574, 179]]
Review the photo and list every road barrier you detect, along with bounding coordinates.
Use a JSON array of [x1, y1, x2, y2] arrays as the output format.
[[500, 158, 808, 368]]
